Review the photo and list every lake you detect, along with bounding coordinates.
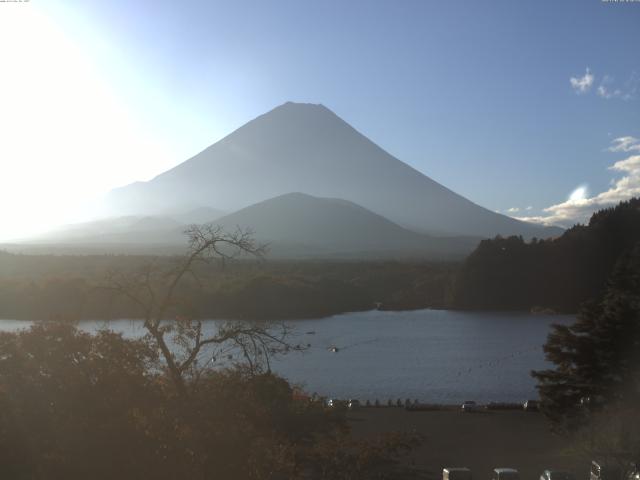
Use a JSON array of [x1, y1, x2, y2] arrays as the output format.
[[0, 309, 573, 404]]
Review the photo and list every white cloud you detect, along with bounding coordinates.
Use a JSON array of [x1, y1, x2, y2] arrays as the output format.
[[570, 68, 594, 94], [596, 75, 621, 99], [597, 85, 622, 99], [525, 206, 533, 211], [570, 70, 638, 101], [594, 72, 639, 101], [609, 136, 640, 153], [621, 71, 640, 101], [611, 155, 640, 174], [513, 137, 640, 228], [506, 207, 520, 213]]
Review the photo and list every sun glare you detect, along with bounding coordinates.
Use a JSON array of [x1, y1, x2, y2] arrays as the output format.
[[0, 5, 174, 242], [568, 185, 588, 202]]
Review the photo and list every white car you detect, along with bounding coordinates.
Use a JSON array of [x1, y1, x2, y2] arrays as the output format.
[[523, 399, 540, 411], [540, 470, 575, 480], [443, 467, 472, 480], [461, 400, 481, 412], [493, 468, 520, 480]]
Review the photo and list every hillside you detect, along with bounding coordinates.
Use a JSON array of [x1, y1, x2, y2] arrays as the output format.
[[24, 193, 480, 259], [453, 197, 640, 312], [27, 215, 187, 246], [214, 192, 480, 259], [23, 207, 225, 250]]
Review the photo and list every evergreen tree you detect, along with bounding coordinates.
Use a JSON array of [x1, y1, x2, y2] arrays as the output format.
[[454, 197, 640, 312], [532, 243, 640, 430]]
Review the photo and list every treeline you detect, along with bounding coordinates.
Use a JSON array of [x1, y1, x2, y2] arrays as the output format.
[[0, 255, 457, 320], [453, 198, 640, 312]]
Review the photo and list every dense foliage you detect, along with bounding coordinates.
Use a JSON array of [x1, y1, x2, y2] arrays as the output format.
[[0, 256, 457, 320], [532, 243, 640, 431], [453, 198, 640, 312], [0, 323, 419, 480]]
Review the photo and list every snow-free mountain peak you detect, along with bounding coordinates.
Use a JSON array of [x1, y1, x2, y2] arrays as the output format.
[[107, 102, 561, 239]]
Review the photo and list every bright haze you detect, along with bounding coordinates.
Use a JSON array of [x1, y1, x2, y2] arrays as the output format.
[[1, 0, 639, 242]]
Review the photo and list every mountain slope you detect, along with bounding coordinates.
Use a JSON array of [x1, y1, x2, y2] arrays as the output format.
[[22, 193, 479, 259], [171, 206, 224, 225], [28, 206, 225, 247], [107, 102, 560, 239], [213, 192, 480, 258], [29, 215, 187, 245]]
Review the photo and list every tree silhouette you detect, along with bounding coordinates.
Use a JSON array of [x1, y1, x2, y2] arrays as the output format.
[[532, 242, 640, 431], [454, 197, 640, 312], [105, 224, 302, 396]]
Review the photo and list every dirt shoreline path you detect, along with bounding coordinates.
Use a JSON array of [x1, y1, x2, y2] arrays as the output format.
[[349, 409, 588, 480]]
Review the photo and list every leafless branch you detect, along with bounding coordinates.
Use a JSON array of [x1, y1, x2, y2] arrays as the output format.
[[102, 223, 303, 397]]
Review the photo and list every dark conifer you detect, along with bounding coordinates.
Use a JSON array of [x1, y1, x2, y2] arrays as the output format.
[[532, 243, 640, 430]]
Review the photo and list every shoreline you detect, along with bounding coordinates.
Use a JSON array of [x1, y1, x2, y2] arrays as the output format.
[[0, 306, 575, 323]]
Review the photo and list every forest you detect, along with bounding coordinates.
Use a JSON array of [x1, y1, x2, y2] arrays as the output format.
[[453, 198, 640, 312], [0, 252, 457, 321]]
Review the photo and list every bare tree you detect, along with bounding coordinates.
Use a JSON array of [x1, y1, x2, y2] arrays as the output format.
[[105, 224, 303, 397]]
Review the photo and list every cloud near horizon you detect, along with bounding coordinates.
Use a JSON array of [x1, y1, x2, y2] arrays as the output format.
[[514, 137, 640, 228]]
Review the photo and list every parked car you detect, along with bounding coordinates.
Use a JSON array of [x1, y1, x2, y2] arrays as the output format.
[[539, 469, 576, 480], [591, 460, 622, 480], [443, 467, 472, 480], [492, 468, 520, 480], [627, 464, 640, 480], [523, 400, 540, 411], [461, 400, 481, 412]]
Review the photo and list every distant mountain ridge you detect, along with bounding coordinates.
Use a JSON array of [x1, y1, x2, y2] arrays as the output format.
[[26, 193, 480, 259], [33, 215, 186, 245], [107, 102, 561, 239], [213, 192, 480, 258]]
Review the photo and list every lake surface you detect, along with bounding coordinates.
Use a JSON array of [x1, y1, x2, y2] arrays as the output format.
[[0, 309, 573, 404]]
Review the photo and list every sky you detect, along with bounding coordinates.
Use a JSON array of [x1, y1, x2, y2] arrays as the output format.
[[0, 0, 639, 241]]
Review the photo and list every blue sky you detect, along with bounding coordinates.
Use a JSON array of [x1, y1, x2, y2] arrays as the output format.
[[1, 0, 639, 238]]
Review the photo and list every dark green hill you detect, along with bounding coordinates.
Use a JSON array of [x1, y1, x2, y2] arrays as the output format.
[[453, 198, 640, 312]]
